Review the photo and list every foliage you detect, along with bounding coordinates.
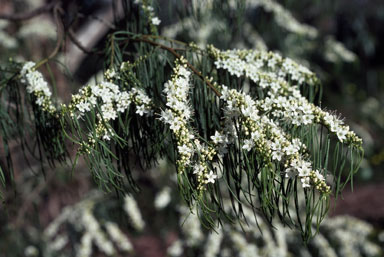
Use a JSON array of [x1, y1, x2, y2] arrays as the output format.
[[1, 165, 382, 257], [0, 0, 366, 243]]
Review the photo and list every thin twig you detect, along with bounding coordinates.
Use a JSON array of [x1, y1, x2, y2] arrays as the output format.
[[49, 5, 64, 59], [34, 4, 64, 69], [110, 35, 115, 67], [0, 1, 57, 21], [143, 34, 189, 47], [134, 37, 222, 97], [77, 12, 116, 30]]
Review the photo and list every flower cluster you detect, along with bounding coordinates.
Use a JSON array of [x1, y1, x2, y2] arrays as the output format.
[[218, 86, 330, 193], [256, 78, 362, 146], [168, 239, 184, 257], [18, 18, 56, 40], [105, 222, 134, 253], [154, 186, 172, 210], [19, 61, 154, 156], [204, 228, 223, 257], [179, 206, 204, 247], [134, 0, 161, 26], [248, 0, 357, 65], [20, 61, 56, 114], [78, 206, 116, 257], [68, 78, 152, 144], [321, 216, 382, 257], [209, 45, 318, 85], [230, 231, 258, 257], [43, 194, 135, 257], [169, 192, 382, 257], [162, 10, 226, 48], [69, 82, 152, 121], [315, 107, 362, 146], [104, 68, 120, 81], [259, 87, 315, 126], [250, 0, 318, 38], [24, 246, 39, 257], [0, 20, 18, 49], [209, 46, 362, 147], [160, 58, 218, 190], [160, 59, 194, 168], [123, 194, 145, 231], [324, 37, 357, 63]]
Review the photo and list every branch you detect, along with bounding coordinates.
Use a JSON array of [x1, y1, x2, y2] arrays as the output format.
[[77, 12, 116, 30], [134, 36, 222, 97], [0, 1, 57, 21], [34, 4, 64, 69]]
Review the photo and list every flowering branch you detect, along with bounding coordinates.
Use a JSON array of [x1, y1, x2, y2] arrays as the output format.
[[0, 1, 364, 242], [132, 36, 222, 97], [33, 3, 64, 69]]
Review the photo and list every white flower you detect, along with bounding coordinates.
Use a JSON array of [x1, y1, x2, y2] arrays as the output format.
[[135, 104, 147, 116], [271, 141, 283, 161], [242, 139, 255, 152], [251, 131, 261, 141], [151, 17, 161, 25], [211, 131, 224, 144], [283, 144, 299, 156], [102, 133, 111, 141], [323, 113, 334, 125], [301, 176, 311, 188], [295, 159, 311, 177], [169, 119, 182, 131], [36, 96, 44, 106], [193, 163, 205, 175], [336, 127, 349, 142], [271, 149, 284, 161], [178, 144, 193, 156], [76, 101, 91, 113], [178, 66, 191, 77], [205, 171, 217, 184], [101, 103, 117, 120], [313, 170, 325, 182], [116, 92, 131, 112]]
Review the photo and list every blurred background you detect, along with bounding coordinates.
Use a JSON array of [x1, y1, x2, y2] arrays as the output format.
[[0, 0, 383, 256]]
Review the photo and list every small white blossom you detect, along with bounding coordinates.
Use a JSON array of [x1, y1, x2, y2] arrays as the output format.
[[151, 17, 161, 25], [205, 171, 217, 184], [193, 163, 205, 175], [242, 139, 255, 152], [178, 144, 193, 156], [211, 131, 225, 144]]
